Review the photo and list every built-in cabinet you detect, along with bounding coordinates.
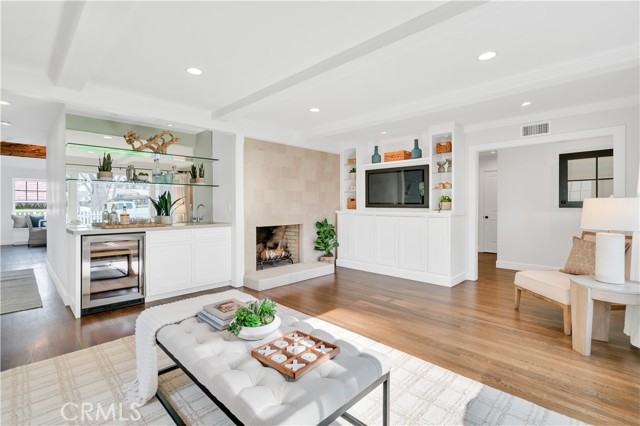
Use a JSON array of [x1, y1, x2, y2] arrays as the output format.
[[337, 211, 465, 286], [146, 227, 231, 299]]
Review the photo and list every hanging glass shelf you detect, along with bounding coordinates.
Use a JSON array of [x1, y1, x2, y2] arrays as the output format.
[[65, 142, 219, 163], [65, 178, 219, 188]]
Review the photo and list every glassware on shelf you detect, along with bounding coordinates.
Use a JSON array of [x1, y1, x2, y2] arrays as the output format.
[[152, 157, 161, 182], [109, 206, 119, 224], [101, 204, 109, 224]]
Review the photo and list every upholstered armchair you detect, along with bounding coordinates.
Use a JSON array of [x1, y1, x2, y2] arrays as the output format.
[[25, 215, 47, 247]]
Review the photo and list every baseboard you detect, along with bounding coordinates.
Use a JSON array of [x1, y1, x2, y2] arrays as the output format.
[[46, 259, 70, 307], [145, 281, 231, 303], [336, 259, 464, 287], [496, 260, 562, 272]]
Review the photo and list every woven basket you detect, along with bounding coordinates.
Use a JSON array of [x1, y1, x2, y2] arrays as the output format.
[[347, 198, 356, 209], [436, 141, 452, 154], [384, 150, 411, 162]]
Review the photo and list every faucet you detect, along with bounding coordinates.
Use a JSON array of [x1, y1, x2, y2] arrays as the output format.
[[196, 204, 205, 223]]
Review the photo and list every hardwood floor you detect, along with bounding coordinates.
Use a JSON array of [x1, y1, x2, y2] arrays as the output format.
[[1, 247, 638, 424]]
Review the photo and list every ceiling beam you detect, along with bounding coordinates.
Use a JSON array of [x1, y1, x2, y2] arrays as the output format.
[[212, 1, 488, 120], [1, 142, 46, 159], [48, 1, 135, 91]]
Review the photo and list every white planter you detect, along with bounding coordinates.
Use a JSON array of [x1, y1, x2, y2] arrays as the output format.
[[235, 315, 281, 341], [156, 215, 173, 225], [97, 171, 113, 180], [439, 201, 452, 211], [348, 172, 356, 179]]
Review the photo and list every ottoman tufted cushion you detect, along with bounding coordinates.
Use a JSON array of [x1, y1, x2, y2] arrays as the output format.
[[157, 314, 390, 425]]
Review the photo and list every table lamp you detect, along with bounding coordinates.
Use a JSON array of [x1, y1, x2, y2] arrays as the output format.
[[580, 197, 640, 284]]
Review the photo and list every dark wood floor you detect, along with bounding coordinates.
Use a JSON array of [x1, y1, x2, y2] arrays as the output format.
[[1, 246, 638, 425]]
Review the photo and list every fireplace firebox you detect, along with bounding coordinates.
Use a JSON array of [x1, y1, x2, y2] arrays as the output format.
[[256, 225, 300, 270]]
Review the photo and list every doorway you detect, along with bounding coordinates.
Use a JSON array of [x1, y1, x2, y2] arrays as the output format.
[[481, 169, 498, 253]]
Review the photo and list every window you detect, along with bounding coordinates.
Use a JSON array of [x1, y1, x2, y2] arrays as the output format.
[[13, 179, 47, 215], [559, 149, 613, 208]]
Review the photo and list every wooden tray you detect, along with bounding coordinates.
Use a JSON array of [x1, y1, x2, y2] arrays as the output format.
[[251, 330, 340, 380]]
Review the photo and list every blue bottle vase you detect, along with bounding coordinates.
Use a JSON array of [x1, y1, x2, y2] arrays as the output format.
[[372, 146, 381, 163], [411, 139, 422, 159]]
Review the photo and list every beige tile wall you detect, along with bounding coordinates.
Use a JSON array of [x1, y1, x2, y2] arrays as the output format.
[[244, 138, 340, 272]]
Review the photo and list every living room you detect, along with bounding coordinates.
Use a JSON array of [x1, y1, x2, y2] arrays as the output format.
[[1, 2, 639, 425]]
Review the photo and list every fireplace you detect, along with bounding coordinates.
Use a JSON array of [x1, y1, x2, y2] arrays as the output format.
[[256, 225, 300, 270]]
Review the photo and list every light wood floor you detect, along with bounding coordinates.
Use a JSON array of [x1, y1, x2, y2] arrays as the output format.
[[1, 247, 638, 425]]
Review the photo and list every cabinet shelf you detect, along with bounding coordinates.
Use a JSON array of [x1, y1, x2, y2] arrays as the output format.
[[66, 142, 219, 163], [66, 178, 219, 188]]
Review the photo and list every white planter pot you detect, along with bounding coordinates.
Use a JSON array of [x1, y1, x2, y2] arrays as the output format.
[[97, 171, 113, 180], [439, 201, 452, 211], [156, 215, 173, 225], [234, 315, 281, 341]]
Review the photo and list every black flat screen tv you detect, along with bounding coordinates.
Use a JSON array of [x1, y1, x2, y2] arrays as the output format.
[[366, 164, 429, 208]]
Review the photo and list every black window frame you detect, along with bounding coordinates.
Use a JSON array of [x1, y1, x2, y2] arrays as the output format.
[[559, 148, 613, 208]]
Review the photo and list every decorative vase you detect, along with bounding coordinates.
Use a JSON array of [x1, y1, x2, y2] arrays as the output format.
[[372, 146, 381, 163], [234, 315, 281, 341], [411, 139, 422, 159], [195, 177, 206, 184], [446, 158, 452, 172], [437, 161, 446, 173], [97, 171, 113, 180], [157, 215, 173, 225]]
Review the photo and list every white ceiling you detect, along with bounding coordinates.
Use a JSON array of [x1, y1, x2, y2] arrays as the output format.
[[1, 1, 638, 151]]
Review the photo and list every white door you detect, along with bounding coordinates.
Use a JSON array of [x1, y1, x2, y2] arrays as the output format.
[[482, 170, 498, 253]]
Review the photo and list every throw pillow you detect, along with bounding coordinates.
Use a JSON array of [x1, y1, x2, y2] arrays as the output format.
[[560, 237, 596, 275], [29, 215, 45, 228], [11, 214, 28, 228]]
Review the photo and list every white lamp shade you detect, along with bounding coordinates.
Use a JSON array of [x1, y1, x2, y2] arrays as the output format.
[[580, 198, 640, 232]]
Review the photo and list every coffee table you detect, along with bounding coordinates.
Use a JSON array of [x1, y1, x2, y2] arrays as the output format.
[[155, 316, 391, 425]]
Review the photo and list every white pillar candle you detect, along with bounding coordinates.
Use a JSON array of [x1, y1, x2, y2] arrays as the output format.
[[595, 232, 626, 284]]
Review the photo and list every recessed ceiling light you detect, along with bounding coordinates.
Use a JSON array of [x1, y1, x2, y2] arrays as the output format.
[[521, 101, 532, 107], [186, 67, 203, 76], [478, 51, 497, 61], [381, 131, 387, 135], [103, 136, 112, 139], [1, 121, 12, 126], [309, 107, 320, 113], [168, 124, 173, 127], [0, 101, 10, 106], [490, 151, 496, 154]]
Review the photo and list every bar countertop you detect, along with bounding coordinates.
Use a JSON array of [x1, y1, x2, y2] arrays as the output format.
[[66, 222, 231, 236]]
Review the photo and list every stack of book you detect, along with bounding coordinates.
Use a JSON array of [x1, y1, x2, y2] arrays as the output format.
[[198, 299, 245, 331]]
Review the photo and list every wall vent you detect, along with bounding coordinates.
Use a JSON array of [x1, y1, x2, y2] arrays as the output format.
[[521, 122, 549, 137]]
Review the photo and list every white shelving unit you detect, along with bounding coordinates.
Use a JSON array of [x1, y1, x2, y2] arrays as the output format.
[[341, 147, 357, 210], [429, 123, 465, 212]]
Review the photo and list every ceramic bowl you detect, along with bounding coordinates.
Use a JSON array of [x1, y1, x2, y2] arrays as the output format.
[[235, 315, 281, 341]]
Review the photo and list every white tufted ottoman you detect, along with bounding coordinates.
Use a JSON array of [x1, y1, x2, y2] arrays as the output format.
[[156, 314, 391, 425]]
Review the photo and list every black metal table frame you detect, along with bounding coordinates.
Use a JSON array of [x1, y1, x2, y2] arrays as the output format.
[[155, 340, 390, 426]]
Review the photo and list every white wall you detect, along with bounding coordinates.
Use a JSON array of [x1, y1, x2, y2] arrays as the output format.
[[477, 153, 498, 251], [496, 136, 614, 271], [0, 156, 47, 245]]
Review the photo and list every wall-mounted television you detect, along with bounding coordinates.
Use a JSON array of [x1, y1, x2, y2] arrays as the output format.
[[365, 164, 429, 208]]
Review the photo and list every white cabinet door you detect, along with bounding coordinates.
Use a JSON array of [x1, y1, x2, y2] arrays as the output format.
[[338, 214, 354, 260], [192, 230, 231, 286], [427, 217, 450, 275], [147, 242, 192, 296], [353, 215, 374, 262], [399, 216, 427, 271], [374, 216, 398, 267]]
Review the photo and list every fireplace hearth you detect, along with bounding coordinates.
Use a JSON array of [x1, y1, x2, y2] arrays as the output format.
[[256, 225, 300, 270]]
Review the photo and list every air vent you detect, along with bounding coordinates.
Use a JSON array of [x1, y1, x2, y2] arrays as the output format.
[[521, 122, 549, 137]]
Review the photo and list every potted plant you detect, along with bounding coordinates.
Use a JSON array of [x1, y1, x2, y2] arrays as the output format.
[[439, 195, 452, 211], [348, 167, 356, 179], [190, 164, 197, 183], [149, 191, 183, 224], [228, 299, 280, 340], [97, 153, 113, 180], [196, 163, 205, 184], [314, 218, 339, 263]]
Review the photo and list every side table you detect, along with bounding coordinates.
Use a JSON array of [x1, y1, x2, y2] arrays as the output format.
[[570, 275, 640, 356]]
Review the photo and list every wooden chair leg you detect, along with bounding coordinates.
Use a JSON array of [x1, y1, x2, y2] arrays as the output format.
[[562, 305, 572, 336], [514, 287, 522, 310]]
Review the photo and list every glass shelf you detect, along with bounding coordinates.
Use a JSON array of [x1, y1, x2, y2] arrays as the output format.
[[66, 178, 219, 188], [66, 142, 219, 163]]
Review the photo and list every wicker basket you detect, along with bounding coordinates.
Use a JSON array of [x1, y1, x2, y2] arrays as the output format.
[[347, 158, 356, 165], [384, 150, 411, 162], [436, 141, 452, 154], [347, 198, 356, 209]]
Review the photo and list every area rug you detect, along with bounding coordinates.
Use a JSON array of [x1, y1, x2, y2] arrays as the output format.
[[0, 305, 582, 425], [0, 268, 43, 314]]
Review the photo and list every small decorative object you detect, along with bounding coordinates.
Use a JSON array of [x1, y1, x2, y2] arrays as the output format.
[[348, 167, 356, 179], [149, 191, 183, 225], [371, 146, 381, 163], [271, 353, 287, 364], [228, 299, 278, 340], [126, 165, 136, 181], [347, 198, 356, 209], [191, 163, 205, 184], [436, 141, 452, 154], [411, 139, 422, 159], [314, 218, 339, 263], [197, 163, 205, 183], [347, 158, 356, 165], [435, 182, 445, 189], [384, 150, 411, 162], [439, 195, 452, 212], [437, 160, 446, 173], [137, 172, 149, 182], [446, 158, 452, 172], [97, 153, 113, 180], [443, 182, 452, 189], [124, 130, 181, 154]]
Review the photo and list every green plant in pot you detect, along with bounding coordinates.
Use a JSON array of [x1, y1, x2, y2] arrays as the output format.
[[348, 167, 356, 179], [314, 218, 339, 263], [228, 299, 280, 340], [190, 164, 197, 182], [149, 191, 183, 224], [439, 195, 452, 212], [97, 153, 113, 180]]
